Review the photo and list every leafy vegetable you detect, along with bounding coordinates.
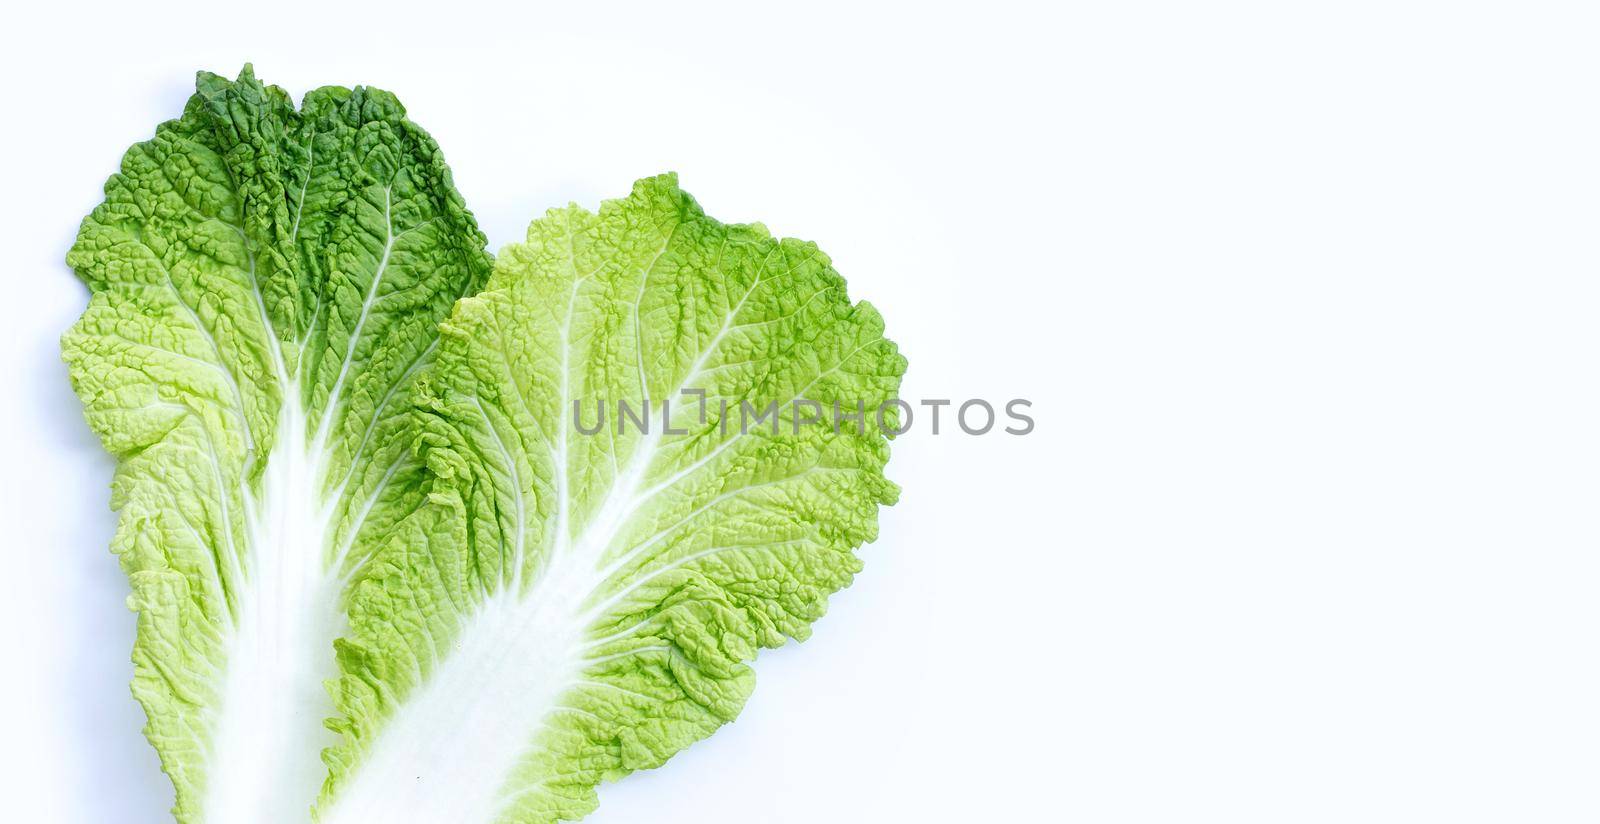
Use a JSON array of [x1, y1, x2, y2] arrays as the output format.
[[63, 67, 490, 823], [67, 68, 903, 824], [317, 174, 904, 823]]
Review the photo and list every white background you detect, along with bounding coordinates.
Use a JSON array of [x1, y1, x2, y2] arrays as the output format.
[[1, 2, 1596, 822]]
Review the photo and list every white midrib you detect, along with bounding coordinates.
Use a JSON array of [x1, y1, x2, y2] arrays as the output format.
[[318, 411, 672, 824], [203, 390, 345, 824], [314, 552, 600, 824], [316, 493, 675, 823], [201, 183, 405, 823], [316, 370, 855, 822]]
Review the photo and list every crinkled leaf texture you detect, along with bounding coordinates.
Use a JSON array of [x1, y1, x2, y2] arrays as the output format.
[[62, 66, 490, 823], [318, 174, 905, 823]]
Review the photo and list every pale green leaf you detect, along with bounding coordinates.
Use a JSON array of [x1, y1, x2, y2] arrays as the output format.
[[320, 174, 904, 824]]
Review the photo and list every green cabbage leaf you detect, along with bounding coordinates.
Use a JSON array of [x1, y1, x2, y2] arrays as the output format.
[[318, 175, 904, 823], [62, 66, 490, 823]]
